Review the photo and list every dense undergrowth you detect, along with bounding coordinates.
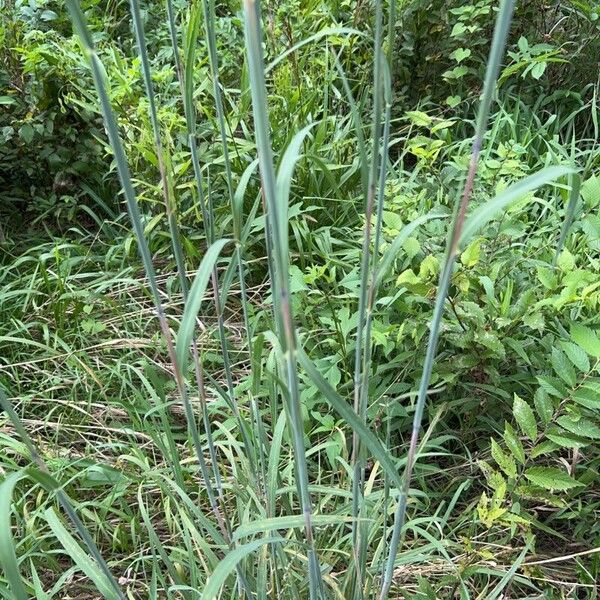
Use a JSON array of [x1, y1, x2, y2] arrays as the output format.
[[1, 0, 599, 598]]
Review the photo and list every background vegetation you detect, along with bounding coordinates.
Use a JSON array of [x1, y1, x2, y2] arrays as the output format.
[[0, 0, 599, 598]]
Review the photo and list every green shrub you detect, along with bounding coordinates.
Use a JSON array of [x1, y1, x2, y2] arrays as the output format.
[[0, 0, 115, 226]]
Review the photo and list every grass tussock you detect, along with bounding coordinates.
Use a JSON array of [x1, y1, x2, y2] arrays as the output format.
[[0, 0, 599, 598]]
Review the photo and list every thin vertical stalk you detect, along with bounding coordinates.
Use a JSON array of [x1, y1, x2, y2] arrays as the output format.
[[64, 5, 248, 595], [553, 135, 581, 266], [351, 0, 386, 595], [372, 0, 398, 566], [241, 0, 323, 597], [553, 173, 581, 266], [129, 0, 186, 292], [165, 0, 184, 97], [189, 140, 256, 474], [200, 0, 267, 487], [378, 1, 517, 597], [200, 0, 235, 203], [164, 0, 227, 491], [182, 2, 257, 478], [130, 0, 223, 495], [358, 6, 398, 581], [331, 48, 368, 200], [354, 55, 394, 599]]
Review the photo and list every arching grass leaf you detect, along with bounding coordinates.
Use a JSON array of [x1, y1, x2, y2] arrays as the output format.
[[202, 538, 278, 600], [175, 238, 232, 370], [298, 347, 403, 491], [0, 472, 29, 600], [460, 166, 575, 247], [44, 508, 120, 600]]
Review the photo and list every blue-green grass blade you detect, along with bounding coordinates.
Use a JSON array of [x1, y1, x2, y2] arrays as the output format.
[[460, 166, 575, 247], [129, 0, 189, 294], [233, 515, 355, 541], [202, 538, 278, 600], [276, 123, 317, 258], [233, 159, 259, 238], [379, 1, 520, 597], [65, 0, 233, 559], [175, 238, 232, 370], [166, 0, 184, 93], [0, 472, 29, 600], [266, 27, 364, 73], [553, 172, 582, 266], [332, 53, 368, 198], [297, 347, 403, 491], [44, 508, 120, 600], [183, 3, 201, 133], [241, 0, 323, 595]]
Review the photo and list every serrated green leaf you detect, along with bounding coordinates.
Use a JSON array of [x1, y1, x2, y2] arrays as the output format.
[[503, 421, 525, 464], [419, 254, 439, 279], [513, 394, 537, 441], [546, 428, 589, 448], [572, 383, 600, 410], [523, 311, 545, 331], [524, 467, 582, 491], [557, 248, 575, 271], [376, 210, 445, 289], [559, 341, 590, 373], [581, 174, 600, 208], [460, 238, 481, 267], [530, 440, 558, 458], [551, 347, 576, 387], [581, 215, 600, 247], [536, 376, 567, 398], [406, 110, 432, 126], [403, 237, 421, 259], [537, 266, 557, 289], [505, 337, 531, 365], [534, 388, 554, 425], [571, 324, 600, 357], [490, 438, 517, 478], [491, 472, 507, 501], [556, 415, 600, 439], [516, 485, 567, 508], [477, 459, 495, 482], [474, 330, 505, 356], [396, 269, 420, 286]]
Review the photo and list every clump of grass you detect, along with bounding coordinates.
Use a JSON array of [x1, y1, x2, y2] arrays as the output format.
[[0, 0, 583, 598], [241, 0, 324, 595], [0, 388, 125, 600]]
